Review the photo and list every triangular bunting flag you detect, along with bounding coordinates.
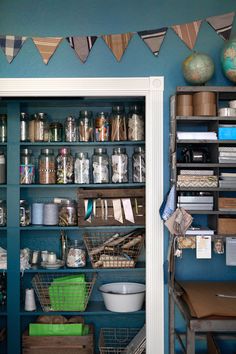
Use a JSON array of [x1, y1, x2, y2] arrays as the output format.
[[138, 27, 168, 56], [206, 12, 235, 41], [32, 37, 63, 64], [0, 35, 27, 63], [102, 33, 133, 61], [172, 20, 202, 50], [66, 36, 97, 63]]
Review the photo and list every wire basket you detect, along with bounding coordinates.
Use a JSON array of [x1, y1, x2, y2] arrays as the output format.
[[99, 328, 145, 354], [83, 229, 145, 269], [32, 273, 97, 312]]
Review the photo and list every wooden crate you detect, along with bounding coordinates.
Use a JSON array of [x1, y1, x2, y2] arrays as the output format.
[[77, 188, 145, 226], [218, 218, 236, 234], [22, 325, 94, 354]]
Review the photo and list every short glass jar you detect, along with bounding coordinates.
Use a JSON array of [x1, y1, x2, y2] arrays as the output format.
[[38, 148, 56, 184], [78, 110, 93, 142], [20, 200, 31, 226], [92, 148, 109, 183], [127, 105, 144, 141], [0, 200, 6, 227], [111, 147, 128, 183], [94, 112, 109, 142], [64, 116, 77, 142], [132, 147, 145, 182], [49, 122, 63, 142], [58, 199, 77, 226], [56, 147, 74, 184], [110, 105, 127, 141], [66, 240, 86, 268], [20, 149, 35, 184], [74, 152, 90, 184], [0, 115, 7, 143]]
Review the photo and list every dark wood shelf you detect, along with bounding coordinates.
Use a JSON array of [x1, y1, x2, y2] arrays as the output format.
[[176, 116, 236, 121]]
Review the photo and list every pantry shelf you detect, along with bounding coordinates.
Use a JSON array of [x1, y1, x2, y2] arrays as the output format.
[[20, 141, 145, 147], [19, 183, 145, 188]]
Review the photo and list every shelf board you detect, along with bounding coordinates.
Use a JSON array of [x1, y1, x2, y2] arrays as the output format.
[[183, 210, 236, 215], [177, 139, 236, 144], [176, 116, 236, 121], [177, 187, 236, 192], [20, 183, 145, 189], [20, 141, 145, 147], [176, 86, 236, 93], [20, 301, 145, 316], [176, 163, 236, 168], [20, 225, 145, 231]]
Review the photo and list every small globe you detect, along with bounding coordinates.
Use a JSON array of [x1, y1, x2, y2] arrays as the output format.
[[182, 52, 215, 85], [221, 36, 236, 83]]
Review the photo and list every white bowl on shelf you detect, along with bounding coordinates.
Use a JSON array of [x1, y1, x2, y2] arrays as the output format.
[[99, 282, 145, 312]]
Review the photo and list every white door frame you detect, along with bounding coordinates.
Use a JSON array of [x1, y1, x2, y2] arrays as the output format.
[[0, 76, 164, 354]]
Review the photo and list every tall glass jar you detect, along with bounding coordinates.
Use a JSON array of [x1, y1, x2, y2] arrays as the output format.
[[78, 111, 93, 142], [59, 199, 77, 226], [110, 105, 127, 141], [111, 147, 128, 183], [34, 113, 46, 142], [128, 105, 145, 141], [49, 122, 63, 142], [56, 147, 74, 184], [0, 115, 7, 143], [132, 147, 145, 183], [92, 148, 109, 183], [20, 149, 35, 184], [20, 200, 31, 226], [29, 114, 36, 142], [64, 116, 77, 142], [38, 148, 56, 184], [0, 151, 5, 184], [0, 200, 6, 227], [74, 152, 90, 184], [94, 112, 109, 142], [20, 113, 29, 142]]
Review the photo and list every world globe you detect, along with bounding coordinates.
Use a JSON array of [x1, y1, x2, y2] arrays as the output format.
[[182, 52, 215, 85], [221, 36, 236, 83]]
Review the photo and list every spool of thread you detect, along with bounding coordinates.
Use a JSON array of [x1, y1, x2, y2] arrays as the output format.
[[24, 288, 36, 311], [43, 203, 58, 225], [32, 202, 44, 225]]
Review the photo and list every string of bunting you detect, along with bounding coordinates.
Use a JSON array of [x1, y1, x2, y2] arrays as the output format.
[[0, 11, 234, 64]]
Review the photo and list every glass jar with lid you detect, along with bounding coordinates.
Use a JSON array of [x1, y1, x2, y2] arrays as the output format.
[[0, 151, 5, 184], [78, 110, 93, 142], [132, 147, 145, 183], [49, 122, 63, 142], [56, 147, 74, 184], [38, 148, 56, 184], [66, 239, 86, 268], [111, 147, 128, 183], [58, 199, 77, 226], [29, 114, 36, 142], [64, 116, 77, 142], [20, 112, 29, 142], [110, 105, 127, 141], [0, 200, 6, 227], [20, 149, 35, 184], [20, 200, 31, 226], [92, 148, 109, 183], [34, 113, 47, 142], [128, 105, 144, 141], [94, 112, 109, 142], [74, 152, 90, 184], [0, 115, 7, 143]]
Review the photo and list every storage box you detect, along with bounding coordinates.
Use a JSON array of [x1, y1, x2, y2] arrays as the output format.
[[22, 325, 94, 354], [218, 218, 236, 234], [218, 126, 236, 140], [218, 198, 236, 210]]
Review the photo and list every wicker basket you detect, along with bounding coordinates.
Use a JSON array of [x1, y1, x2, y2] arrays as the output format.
[[32, 273, 96, 312], [99, 328, 145, 354], [83, 229, 145, 269]]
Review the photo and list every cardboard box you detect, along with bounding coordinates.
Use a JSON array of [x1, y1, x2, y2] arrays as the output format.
[[219, 198, 236, 210], [218, 218, 236, 234]]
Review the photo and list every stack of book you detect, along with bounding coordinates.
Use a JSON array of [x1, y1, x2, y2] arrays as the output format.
[[177, 195, 214, 210], [219, 172, 236, 188], [218, 147, 236, 163], [177, 170, 218, 188]]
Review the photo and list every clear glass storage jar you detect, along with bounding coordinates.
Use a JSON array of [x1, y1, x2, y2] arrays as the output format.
[[20, 149, 35, 184], [56, 147, 74, 184], [92, 148, 109, 183], [38, 148, 56, 184], [132, 147, 145, 182], [58, 199, 77, 226], [95, 112, 109, 142], [74, 152, 90, 184], [66, 240, 86, 268], [20, 112, 29, 142], [0, 115, 7, 143], [78, 110, 93, 142], [0, 200, 6, 227], [34, 113, 47, 142], [110, 105, 127, 141], [20, 200, 31, 226], [128, 105, 144, 141], [0, 151, 5, 184], [111, 147, 128, 183], [49, 122, 63, 142], [64, 116, 77, 142]]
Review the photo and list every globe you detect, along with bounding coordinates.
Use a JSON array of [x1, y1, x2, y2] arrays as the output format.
[[182, 52, 215, 85], [221, 36, 236, 83]]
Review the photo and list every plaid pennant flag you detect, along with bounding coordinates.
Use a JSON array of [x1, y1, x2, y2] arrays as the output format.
[[32, 37, 63, 64], [206, 12, 235, 41], [138, 27, 168, 56], [172, 20, 202, 50], [66, 36, 97, 63], [0, 35, 27, 63], [102, 33, 133, 61]]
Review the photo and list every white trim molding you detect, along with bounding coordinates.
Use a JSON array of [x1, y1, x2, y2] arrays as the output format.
[[0, 76, 164, 354]]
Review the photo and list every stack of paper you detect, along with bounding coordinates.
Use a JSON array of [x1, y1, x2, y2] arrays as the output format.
[[177, 131, 217, 140], [219, 172, 236, 187], [185, 227, 214, 235], [177, 195, 214, 210], [219, 147, 236, 163]]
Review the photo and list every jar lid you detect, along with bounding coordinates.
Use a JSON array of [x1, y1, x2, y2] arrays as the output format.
[[20, 199, 28, 204], [50, 121, 62, 128], [75, 152, 88, 159], [134, 147, 145, 153], [41, 148, 54, 155], [38, 113, 47, 119], [94, 147, 107, 154], [129, 104, 142, 113], [58, 147, 70, 155], [21, 148, 33, 155], [0, 114, 7, 120], [79, 110, 92, 118], [112, 105, 124, 113], [66, 116, 75, 122], [20, 112, 28, 119], [113, 147, 126, 154], [61, 199, 76, 206]]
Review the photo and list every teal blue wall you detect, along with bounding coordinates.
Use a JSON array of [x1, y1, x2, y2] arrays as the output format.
[[1, 1, 236, 353]]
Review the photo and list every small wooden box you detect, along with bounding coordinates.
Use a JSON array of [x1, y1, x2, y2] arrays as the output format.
[[77, 188, 145, 226], [219, 198, 236, 210], [22, 325, 94, 354], [218, 218, 236, 234]]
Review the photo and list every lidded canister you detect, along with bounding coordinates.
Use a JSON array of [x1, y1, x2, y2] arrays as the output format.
[[20, 149, 35, 184], [128, 105, 144, 141], [34, 113, 47, 142], [20, 113, 29, 142], [38, 148, 56, 184], [95, 112, 109, 142], [110, 105, 127, 141], [92, 147, 109, 183], [74, 152, 90, 184], [20, 199, 31, 226], [0, 115, 7, 143], [65, 116, 77, 142], [0, 151, 5, 184], [59, 199, 77, 226], [111, 147, 128, 183], [0, 200, 6, 227], [132, 147, 145, 183], [49, 122, 63, 142], [29, 114, 36, 142], [78, 110, 93, 142], [56, 147, 74, 184]]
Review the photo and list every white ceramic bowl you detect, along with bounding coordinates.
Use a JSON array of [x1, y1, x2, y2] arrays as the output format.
[[99, 282, 145, 312]]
